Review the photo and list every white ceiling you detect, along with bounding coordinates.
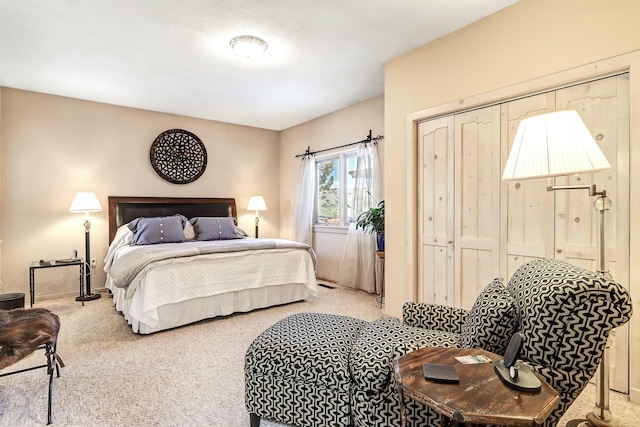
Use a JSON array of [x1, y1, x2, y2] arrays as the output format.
[[0, 0, 519, 131]]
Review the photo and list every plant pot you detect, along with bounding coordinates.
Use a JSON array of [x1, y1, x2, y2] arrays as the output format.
[[376, 232, 385, 252]]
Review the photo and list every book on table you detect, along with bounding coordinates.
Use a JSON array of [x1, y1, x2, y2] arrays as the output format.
[[422, 363, 459, 384]]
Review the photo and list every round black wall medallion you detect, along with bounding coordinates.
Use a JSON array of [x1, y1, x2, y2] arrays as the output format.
[[150, 129, 207, 184]]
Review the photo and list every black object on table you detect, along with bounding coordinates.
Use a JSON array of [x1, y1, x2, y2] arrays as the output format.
[[29, 259, 85, 306]]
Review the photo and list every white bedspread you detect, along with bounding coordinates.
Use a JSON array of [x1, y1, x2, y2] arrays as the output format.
[[104, 231, 318, 330], [107, 238, 315, 296]]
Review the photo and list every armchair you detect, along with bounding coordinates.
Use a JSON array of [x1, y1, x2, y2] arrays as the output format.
[[350, 278, 519, 426], [245, 259, 632, 427]]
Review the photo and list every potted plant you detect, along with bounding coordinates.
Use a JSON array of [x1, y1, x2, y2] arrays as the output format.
[[355, 200, 385, 252]]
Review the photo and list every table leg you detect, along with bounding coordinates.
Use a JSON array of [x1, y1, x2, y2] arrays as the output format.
[[78, 262, 85, 306], [440, 414, 482, 427], [29, 267, 35, 307], [397, 383, 407, 427]]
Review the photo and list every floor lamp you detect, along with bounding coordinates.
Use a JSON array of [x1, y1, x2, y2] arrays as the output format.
[[502, 110, 617, 427], [247, 196, 267, 238], [69, 191, 102, 301]]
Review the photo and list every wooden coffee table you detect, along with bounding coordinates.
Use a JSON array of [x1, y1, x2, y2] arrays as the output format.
[[393, 347, 560, 427]]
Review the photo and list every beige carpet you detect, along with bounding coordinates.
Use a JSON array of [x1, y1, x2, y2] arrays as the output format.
[[0, 286, 637, 427]]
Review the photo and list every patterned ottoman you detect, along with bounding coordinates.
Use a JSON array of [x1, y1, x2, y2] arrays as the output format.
[[245, 312, 368, 427]]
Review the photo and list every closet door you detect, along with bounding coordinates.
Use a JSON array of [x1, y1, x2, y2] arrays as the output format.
[[418, 106, 501, 309], [502, 75, 630, 393], [553, 76, 629, 273], [501, 92, 557, 277], [418, 116, 455, 305], [454, 106, 501, 309], [418, 74, 630, 393], [554, 75, 630, 393]]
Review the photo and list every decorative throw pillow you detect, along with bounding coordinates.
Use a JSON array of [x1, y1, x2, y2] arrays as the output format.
[[459, 278, 519, 355], [189, 217, 243, 241], [183, 221, 196, 240], [111, 224, 134, 246], [235, 226, 250, 237], [128, 215, 186, 245]]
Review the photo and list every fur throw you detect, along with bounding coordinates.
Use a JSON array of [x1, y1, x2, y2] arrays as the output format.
[[0, 308, 60, 370]]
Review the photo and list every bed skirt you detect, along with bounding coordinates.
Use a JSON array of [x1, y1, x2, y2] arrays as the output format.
[[110, 283, 311, 334]]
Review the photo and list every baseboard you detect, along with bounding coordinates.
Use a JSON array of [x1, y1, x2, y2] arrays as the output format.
[[630, 386, 640, 404]]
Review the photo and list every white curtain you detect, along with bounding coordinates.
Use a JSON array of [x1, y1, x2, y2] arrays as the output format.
[[337, 142, 383, 293], [289, 154, 316, 246]]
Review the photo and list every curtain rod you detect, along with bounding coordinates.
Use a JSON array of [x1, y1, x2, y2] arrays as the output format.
[[295, 129, 384, 158]]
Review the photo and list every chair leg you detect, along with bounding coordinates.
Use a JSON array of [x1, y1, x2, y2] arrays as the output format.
[[45, 343, 63, 425], [249, 413, 260, 427], [47, 363, 54, 425]]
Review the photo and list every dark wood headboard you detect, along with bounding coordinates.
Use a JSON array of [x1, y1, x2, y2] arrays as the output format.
[[108, 196, 237, 242]]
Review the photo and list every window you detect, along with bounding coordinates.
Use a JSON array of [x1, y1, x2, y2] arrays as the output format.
[[315, 151, 357, 226]]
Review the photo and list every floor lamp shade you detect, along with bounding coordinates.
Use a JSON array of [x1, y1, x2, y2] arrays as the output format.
[[247, 196, 267, 238], [69, 192, 102, 213], [69, 192, 102, 302], [502, 110, 611, 181]]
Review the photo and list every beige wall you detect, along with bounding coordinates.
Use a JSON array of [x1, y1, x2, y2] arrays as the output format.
[[384, 0, 640, 400], [0, 88, 279, 298], [279, 95, 384, 282], [384, 0, 640, 315], [0, 88, 2, 284]]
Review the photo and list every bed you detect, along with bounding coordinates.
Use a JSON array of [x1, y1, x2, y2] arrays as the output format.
[[104, 196, 317, 334]]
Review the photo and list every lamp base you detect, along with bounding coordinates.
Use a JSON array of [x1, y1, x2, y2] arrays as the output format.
[[76, 293, 101, 302], [566, 415, 620, 427], [586, 412, 620, 427]]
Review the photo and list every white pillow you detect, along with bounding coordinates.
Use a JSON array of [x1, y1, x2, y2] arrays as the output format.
[[112, 224, 133, 246], [183, 221, 196, 240]]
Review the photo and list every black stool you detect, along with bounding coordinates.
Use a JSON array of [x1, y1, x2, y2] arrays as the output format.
[[0, 293, 25, 310]]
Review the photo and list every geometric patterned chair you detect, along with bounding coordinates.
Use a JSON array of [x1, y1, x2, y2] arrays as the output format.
[[505, 258, 632, 427], [244, 258, 632, 427], [350, 278, 520, 427]]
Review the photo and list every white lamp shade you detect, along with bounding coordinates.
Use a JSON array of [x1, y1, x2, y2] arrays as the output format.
[[502, 110, 611, 181], [247, 196, 267, 211], [69, 192, 102, 213]]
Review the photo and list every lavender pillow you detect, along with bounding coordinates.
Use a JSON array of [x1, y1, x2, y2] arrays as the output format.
[[128, 215, 186, 245], [189, 217, 243, 241]]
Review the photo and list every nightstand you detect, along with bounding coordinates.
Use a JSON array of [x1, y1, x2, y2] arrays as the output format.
[[29, 259, 85, 306]]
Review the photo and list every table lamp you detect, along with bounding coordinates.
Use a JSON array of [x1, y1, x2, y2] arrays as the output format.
[[247, 196, 267, 238], [502, 110, 615, 427], [69, 191, 102, 301]]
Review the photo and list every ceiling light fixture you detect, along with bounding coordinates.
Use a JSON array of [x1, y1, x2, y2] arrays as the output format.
[[229, 35, 268, 59]]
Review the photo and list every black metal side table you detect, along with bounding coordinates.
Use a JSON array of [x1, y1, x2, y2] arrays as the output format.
[[29, 259, 84, 306]]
